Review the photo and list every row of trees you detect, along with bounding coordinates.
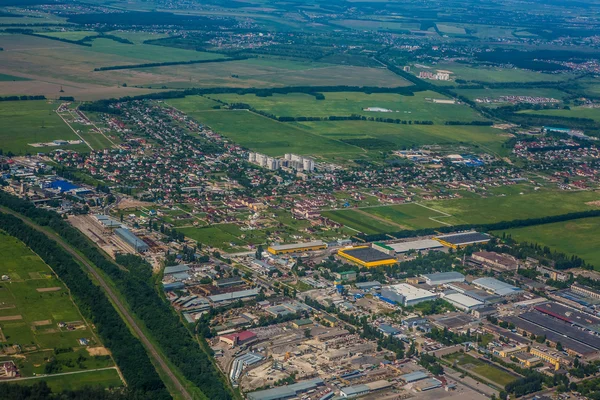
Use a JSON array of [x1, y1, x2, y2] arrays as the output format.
[[0, 95, 45, 102], [94, 56, 246, 72], [0, 192, 234, 400]]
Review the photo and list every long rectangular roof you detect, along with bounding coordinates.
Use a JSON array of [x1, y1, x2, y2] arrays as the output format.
[[472, 277, 522, 296], [341, 247, 396, 263], [436, 231, 490, 245], [445, 292, 484, 308], [388, 239, 444, 253], [209, 288, 259, 303], [247, 378, 324, 400], [386, 284, 436, 302], [268, 240, 325, 251], [422, 271, 465, 284]]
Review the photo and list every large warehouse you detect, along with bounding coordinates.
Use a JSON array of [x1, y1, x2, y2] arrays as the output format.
[[115, 227, 149, 253], [434, 232, 491, 249], [267, 240, 327, 255], [421, 271, 465, 286], [472, 277, 522, 297], [443, 293, 484, 311], [338, 246, 397, 268], [380, 283, 437, 307], [386, 239, 444, 254]]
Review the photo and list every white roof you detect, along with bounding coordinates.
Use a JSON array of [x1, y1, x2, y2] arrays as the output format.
[[387, 283, 436, 301], [388, 239, 443, 253], [472, 277, 522, 296], [444, 293, 483, 308], [268, 240, 325, 251]]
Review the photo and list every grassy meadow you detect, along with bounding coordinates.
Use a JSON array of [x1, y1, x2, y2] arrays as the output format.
[[209, 90, 488, 123], [0, 101, 88, 155], [496, 217, 600, 269]]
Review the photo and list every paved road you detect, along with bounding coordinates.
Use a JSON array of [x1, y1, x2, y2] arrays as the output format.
[[3, 367, 118, 382], [0, 207, 192, 400]]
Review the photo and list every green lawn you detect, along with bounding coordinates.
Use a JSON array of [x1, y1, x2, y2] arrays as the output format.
[[179, 224, 263, 252], [444, 352, 517, 387], [210, 91, 488, 123], [495, 217, 600, 269], [424, 190, 600, 225], [14, 368, 122, 392], [519, 107, 600, 123], [162, 106, 363, 158], [0, 101, 85, 155]]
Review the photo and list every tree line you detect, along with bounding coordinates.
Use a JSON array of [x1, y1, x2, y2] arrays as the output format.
[[0, 192, 234, 400], [94, 56, 246, 72], [0, 95, 45, 102]]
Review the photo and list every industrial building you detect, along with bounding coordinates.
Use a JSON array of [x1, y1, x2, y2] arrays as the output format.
[[443, 292, 484, 311], [208, 288, 259, 303], [380, 284, 437, 307], [421, 271, 465, 286], [114, 227, 149, 253], [337, 246, 397, 268], [434, 231, 490, 249], [246, 378, 325, 400], [339, 380, 393, 398], [472, 277, 522, 297], [267, 240, 327, 255], [355, 281, 381, 291], [471, 251, 519, 271], [386, 239, 444, 254]]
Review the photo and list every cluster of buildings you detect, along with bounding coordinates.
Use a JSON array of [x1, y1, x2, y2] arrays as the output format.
[[475, 95, 560, 104], [418, 71, 450, 80], [248, 152, 315, 172]]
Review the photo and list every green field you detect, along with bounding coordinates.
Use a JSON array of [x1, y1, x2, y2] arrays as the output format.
[[179, 224, 267, 252], [0, 101, 87, 155], [361, 203, 450, 229], [14, 368, 122, 392], [445, 353, 518, 387], [210, 91, 488, 123], [87, 38, 224, 63], [162, 106, 363, 159], [519, 107, 600, 123], [436, 24, 467, 35], [496, 217, 600, 268], [0, 232, 115, 379], [424, 190, 600, 225], [321, 209, 400, 234]]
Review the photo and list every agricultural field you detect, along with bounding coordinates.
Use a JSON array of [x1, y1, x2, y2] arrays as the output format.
[[496, 217, 600, 269], [209, 91, 488, 123], [444, 352, 518, 388], [436, 24, 467, 35], [0, 100, 89, 155], [162, 106, 363, 159], [518, 107, 600, 123], [0, 232, 118, 384], [0, 73, 30, 82], [423, 189, 600, 225]]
